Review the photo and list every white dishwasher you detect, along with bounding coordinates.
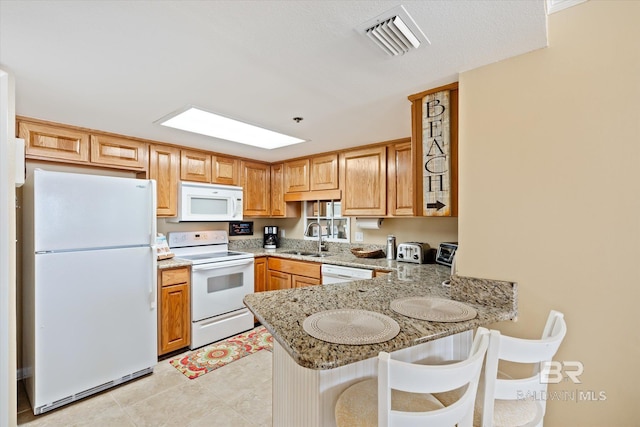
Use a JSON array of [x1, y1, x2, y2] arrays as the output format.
[[321, 264, 373, 284]]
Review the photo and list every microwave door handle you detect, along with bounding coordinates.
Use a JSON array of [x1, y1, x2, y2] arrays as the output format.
[[232, 197, 238, 217], [192, 258, 254, 271]]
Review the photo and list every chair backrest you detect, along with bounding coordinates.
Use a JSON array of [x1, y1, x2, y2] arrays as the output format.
[[481, 310, 567, 427], [378, 327, 490, 427]]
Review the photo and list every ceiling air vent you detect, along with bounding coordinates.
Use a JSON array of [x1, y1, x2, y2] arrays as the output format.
[[358, 5, 429, 56]]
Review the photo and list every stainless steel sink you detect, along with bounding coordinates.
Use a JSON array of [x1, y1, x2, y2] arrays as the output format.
[[281, 250, 330, 258]]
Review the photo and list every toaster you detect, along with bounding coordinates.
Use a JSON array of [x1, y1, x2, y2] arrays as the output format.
[[396, 242, 431, 264]]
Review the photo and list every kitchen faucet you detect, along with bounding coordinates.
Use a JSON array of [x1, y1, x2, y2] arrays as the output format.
[[304, 222, 326, 253]]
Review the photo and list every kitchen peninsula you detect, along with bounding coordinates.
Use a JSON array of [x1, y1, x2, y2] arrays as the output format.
[[243, 257, 516, 427]]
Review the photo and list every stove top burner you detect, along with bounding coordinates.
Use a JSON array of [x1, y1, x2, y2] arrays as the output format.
[[167, 230, 253, 265]]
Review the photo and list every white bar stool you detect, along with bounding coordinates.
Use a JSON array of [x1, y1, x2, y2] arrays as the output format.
[[481, 310, 567, 427], [434, 311, 567, 427], [334, 327, 491, 427]]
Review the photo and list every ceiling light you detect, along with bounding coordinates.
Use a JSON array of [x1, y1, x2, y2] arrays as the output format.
[[156, 106, 305, 150], [358, 5, 429, 56]]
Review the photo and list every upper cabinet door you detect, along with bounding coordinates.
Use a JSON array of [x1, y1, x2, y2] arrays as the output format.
[[270, 163, 301, 218], [90, 134, 148, 170], [180, 149, 211, 183], [339, 146, 387, 216], [241, 161, 271, 217], [284, 159, 310, 193], [19, 120, 90, 163], [270, 163, 285, 217], [149, 145, 180, 217], [310, 153, 338, 191], [211, 155, 239, 186], [387, 140, 415, 216]]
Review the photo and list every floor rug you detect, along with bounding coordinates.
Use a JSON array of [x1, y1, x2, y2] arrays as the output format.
[[169, 326, 273, 379]]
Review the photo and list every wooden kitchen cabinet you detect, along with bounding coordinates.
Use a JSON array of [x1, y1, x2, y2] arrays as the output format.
[[283, 154, 338, 195], [158, 266, 191, 355], [180, 149, 212, 183], [310, 153, 338, 190], [19, 117, 151, 172], [254, 256, 268, 293], [339, 146, 387, 216], [90, 134, 148, 170], [266, 257, 321, 290], [270, 163, 301, 218], [270, 163, 286, 217], [241, 160, 271, 217], [387, 139, 415, 216], [284, 158, 310, 193], [19, 119, 90, 163], [149, 144, 180, 217], [211, 155, 239, 186]]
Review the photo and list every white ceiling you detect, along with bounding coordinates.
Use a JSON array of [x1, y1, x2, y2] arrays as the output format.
[[0, 1, 548, 163]]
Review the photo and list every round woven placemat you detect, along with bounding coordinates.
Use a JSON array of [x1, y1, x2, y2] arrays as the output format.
[[390, 297, 477, 322], [302, 309, 400, 345]]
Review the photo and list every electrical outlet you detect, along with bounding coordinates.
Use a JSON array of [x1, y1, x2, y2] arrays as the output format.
[[280, 229, 285, 238], [355, 232, 364, 242]]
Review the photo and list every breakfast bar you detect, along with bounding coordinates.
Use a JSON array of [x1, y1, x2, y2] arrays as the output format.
[[244, 263, 517, 427]]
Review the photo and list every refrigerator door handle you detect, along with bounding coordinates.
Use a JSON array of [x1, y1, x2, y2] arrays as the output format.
[[149, 179, 158, 310], [149, 179, 157, 245], [150, 245, 157, 310]]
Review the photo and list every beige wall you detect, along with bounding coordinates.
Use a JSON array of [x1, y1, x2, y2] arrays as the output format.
[[458, 1, 639, 425]]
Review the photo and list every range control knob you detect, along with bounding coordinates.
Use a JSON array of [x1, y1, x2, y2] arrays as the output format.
[[398, 253, 404, 258], [413, 254, 419, 260]]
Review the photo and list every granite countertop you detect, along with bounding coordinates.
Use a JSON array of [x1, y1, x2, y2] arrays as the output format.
[[157, 244, 517, 370], [157, 257, 193, 270], [243, 256, 517, 370]]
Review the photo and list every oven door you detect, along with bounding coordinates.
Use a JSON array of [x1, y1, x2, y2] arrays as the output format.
[[191, 257, 254, 322]]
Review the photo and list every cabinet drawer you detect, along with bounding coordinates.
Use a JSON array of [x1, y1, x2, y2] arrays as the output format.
[[268, 257, 321, 279], [292, 275, 321, 288], [161, 267, 190, 287]]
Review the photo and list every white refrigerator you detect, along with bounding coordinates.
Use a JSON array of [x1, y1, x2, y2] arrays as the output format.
[[22, 169, 158, 415]]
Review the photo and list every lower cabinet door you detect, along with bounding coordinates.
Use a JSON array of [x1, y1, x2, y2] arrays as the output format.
[[159, 283, 190, 355], [267, 270, 292, 291]]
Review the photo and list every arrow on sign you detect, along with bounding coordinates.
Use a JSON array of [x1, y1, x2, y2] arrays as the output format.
[[426, 200, 446, 211]]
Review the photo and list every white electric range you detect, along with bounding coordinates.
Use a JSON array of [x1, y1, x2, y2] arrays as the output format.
[[168, 230, 255, 349]]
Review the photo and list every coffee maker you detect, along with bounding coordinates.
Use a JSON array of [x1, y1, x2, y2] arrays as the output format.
[[263, 225, 279, 249]]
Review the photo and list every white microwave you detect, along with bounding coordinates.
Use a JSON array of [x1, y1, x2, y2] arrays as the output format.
[[168, 182, 243, 222]]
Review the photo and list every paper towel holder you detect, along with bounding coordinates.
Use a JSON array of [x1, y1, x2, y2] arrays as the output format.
[[356, 218, 384, 229]]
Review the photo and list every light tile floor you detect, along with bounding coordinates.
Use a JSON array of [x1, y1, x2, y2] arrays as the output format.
[[17, 349, 273, 427]]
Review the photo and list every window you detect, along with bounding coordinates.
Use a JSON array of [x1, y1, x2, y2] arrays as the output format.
[[303, 201, 350, 243]]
